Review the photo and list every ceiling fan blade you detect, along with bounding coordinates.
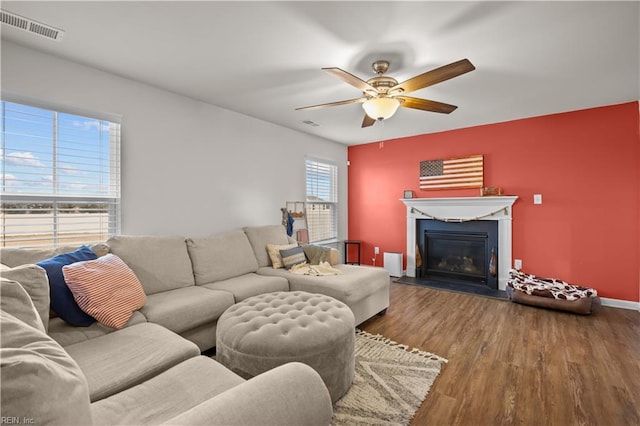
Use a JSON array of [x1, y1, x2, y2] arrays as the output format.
[[362, 114, 376, 128], [397, 96, 458, 114], [322, 67, 377, 93], [390, 59, 475, 94], [295, 97, 366, 111]]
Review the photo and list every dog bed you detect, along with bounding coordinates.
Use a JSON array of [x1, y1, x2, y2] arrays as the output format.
[[507, 269, 601, 314]]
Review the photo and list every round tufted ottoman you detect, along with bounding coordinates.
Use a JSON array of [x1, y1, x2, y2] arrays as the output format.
[[216, 291, 355, 403]]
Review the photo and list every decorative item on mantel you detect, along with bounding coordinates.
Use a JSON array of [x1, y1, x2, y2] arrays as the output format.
[[480, 186, 504, 196], [403, 190, 414, 199], [419, 154, 483, 190]]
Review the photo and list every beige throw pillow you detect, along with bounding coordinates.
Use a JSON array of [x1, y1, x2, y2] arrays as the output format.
[[267, 243, 298, 269]]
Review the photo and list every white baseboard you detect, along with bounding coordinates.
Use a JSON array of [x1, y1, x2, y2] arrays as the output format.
[[600, 297, 640, 311]]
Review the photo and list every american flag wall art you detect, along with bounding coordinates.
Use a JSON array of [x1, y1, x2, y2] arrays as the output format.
[[419, 154, 484, 190]]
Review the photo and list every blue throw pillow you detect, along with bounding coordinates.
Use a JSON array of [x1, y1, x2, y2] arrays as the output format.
[[37, 246, 98, 326]]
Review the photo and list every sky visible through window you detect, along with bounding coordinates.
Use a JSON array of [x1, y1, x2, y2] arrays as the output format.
[[1, 101, 120, 248], [1, 102, 113, 196]]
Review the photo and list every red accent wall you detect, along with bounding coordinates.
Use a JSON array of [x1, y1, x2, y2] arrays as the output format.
[[348, 102, 640, 302]]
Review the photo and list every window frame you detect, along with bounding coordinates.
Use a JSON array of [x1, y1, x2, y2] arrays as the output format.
[[305, 157, 338, 243], [1, 99, 121, 248]]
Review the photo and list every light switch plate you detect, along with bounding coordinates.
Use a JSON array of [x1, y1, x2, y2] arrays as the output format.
[[533, 194, 542, 204]]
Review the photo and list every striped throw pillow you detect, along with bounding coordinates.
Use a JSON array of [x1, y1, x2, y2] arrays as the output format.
[[279, 246, 307, 270], [62, 254, 146, 329], [266, 243, 298, 268]]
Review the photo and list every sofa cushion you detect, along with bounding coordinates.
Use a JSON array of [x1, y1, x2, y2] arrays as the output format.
[[266, 243, 298, 269], [243, 225, 290, 268], [280, 246, 307, 269], [1, 277, 46, 333], [0, 247, 57, 267], [107, 235, 194, 295], [257, 264, 390, 306], [0, 310, 93, 425], [64, 322, 200, 402], [165, 362, 333, 426], [91, 356, 244, 426], [62, 254, 147, 329], [202, 273, 289, 302], [0, 263, 50, 330], [0, 244, 108, 268], [140, 287, 235, 334], [48, 311, 147, 347], [37, 246, 98, 326], [186, 230, 259, 284]]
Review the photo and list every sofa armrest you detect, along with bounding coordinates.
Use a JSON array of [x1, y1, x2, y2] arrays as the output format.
[[329, 248, 340, 265], [162, 362, 333, 426]]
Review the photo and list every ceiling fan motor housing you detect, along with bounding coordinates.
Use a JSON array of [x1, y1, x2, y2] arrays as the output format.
[[366, 76, 399, 95]]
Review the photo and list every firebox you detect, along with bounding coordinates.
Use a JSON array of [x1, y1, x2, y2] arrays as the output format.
[[417, 219, 498, 289]]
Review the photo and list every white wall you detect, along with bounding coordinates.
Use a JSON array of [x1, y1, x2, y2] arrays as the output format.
[[1, 41, 348, 238]]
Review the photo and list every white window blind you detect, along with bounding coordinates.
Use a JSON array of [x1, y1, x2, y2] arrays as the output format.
[[305, 158, 337, 242], [1, 101, 121, 248]]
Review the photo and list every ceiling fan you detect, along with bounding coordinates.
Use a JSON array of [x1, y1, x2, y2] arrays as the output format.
[[296, 58, 475, 127]]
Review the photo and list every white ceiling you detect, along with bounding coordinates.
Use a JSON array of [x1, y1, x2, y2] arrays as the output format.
[[1, 1, 639, 146]]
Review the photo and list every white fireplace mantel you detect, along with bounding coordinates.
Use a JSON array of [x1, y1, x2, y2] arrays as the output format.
[[402, 196, 518, 290]]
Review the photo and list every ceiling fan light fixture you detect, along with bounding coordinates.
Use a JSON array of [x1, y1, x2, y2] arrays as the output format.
[[362, 97, 400, 120]]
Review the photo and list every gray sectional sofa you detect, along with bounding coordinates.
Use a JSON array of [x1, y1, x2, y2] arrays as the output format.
[[0, 224, 390, 425]]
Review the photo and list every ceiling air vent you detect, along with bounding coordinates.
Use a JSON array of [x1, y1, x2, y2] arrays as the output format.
[[1, 9, 64, 41]]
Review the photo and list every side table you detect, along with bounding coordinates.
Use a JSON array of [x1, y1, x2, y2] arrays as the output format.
[[344, 240, 361, 265]]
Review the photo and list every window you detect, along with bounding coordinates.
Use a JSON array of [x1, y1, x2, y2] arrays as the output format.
[[1, 101, 120, 248], [305, 158, 337, 242]]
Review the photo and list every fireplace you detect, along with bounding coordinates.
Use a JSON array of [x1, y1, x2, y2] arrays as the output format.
[[401, 196, 518, 291], [418, 219, 498, 289]]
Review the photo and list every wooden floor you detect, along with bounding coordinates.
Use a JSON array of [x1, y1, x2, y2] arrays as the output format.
[[359, 282, 640, 426]]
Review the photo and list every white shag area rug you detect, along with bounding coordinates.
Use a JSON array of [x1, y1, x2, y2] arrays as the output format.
[[331, 329, 448, 426]]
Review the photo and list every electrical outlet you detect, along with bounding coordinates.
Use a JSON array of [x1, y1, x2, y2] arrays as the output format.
[[374, 247, 380, 255], [514, 259, 523, 270]]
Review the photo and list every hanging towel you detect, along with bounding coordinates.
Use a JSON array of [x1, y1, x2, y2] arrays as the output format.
[[286, 211, 295, 236]]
